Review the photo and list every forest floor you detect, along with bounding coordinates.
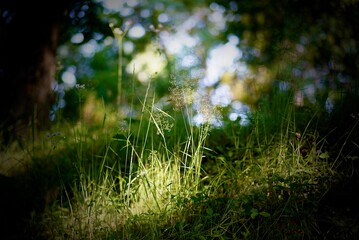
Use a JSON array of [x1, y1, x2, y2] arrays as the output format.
[[0, 153, 358, 239]]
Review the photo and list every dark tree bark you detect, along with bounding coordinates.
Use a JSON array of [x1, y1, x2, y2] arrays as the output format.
[[0, 1, 70, 142]]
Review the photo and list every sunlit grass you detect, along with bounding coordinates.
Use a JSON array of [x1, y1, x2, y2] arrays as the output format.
[[23, 85, 340, 240], [33, 78, 212, 239], [1, 39, 352, 238], [1, 81, 348, 239]]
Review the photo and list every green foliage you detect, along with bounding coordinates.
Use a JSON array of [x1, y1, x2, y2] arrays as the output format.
[[2, 82, 347, 239], [3, 75, 358, 239], [59, 0, 111, 45], [2, 1, 359, 239]]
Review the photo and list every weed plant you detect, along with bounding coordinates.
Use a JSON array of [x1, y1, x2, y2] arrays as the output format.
[[11, 81, 341, 240], [0, 77, 350, 239], [1, 33, 356, 239]]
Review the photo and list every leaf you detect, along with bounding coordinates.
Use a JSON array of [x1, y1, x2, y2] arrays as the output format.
[[348, 155, 359, 161], [259, 211, 270, 217], [319, 151, 330, 159], [250, 208, 258, 219], [206, 207, 213, 216]]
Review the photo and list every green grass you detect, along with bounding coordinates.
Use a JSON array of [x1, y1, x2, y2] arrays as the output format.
[[1, 84, 351, 240]]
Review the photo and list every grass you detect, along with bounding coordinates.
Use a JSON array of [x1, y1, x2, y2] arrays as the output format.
[[2, 38, 358, 238], [1, 81, 354, 239]]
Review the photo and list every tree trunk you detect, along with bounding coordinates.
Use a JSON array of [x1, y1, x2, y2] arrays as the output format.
[[0, 1, 68, 142]]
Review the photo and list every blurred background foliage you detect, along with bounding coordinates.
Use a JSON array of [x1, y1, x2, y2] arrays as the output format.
[[52, 0, 359, 127]]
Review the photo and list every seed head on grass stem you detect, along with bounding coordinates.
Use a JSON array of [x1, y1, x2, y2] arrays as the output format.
[[168, 78, 196, 111], [168, 72, 222, 127]]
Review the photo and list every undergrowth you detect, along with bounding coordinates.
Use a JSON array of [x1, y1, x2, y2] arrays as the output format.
[[7, 85, 346, 240], [1, 58, 357, 239]]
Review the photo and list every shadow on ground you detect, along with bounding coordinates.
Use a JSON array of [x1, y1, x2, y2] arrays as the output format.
[[0, 172, 59, 240]]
